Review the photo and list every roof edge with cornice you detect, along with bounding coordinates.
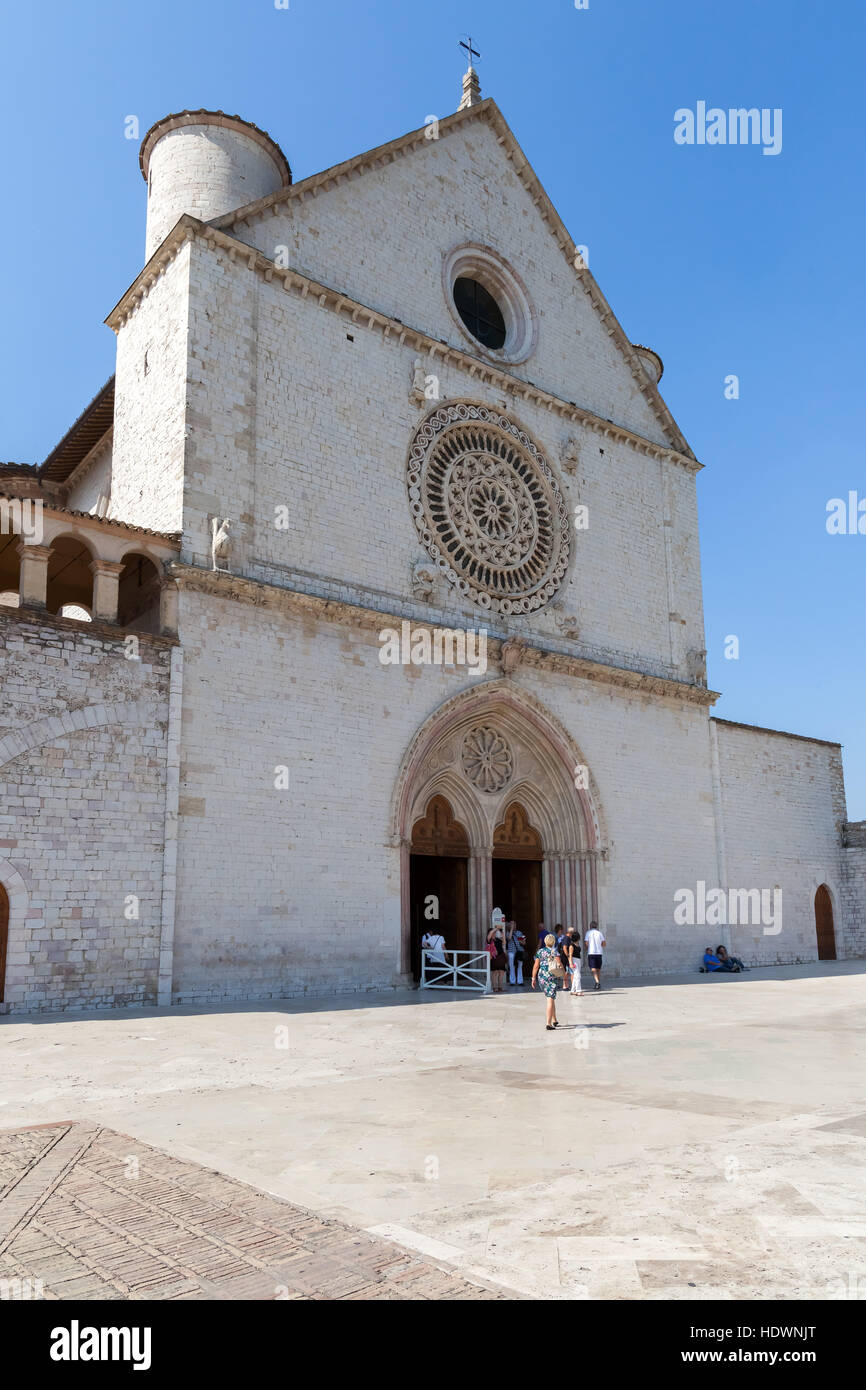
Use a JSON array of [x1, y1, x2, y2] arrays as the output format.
[[139, 108, 292, 186], [40, 377, 115, 483]]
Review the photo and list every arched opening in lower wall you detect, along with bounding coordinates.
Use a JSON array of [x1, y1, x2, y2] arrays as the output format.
[[0, 530, 20, 609], [493, 801, 543, 947], [815, 884, 836, 961], [46, 535, 95, 619], [409, 794, 469, 981], [118, 552, 162, 632], [0, 883, 9, 1004]]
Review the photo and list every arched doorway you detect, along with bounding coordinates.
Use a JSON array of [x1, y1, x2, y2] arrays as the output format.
[[815, 884, 836, 960], [409, 795, 469, 980], [493, 802, 543, 946], [0, 883, 8, 1004], [393, 683, 605, 977]]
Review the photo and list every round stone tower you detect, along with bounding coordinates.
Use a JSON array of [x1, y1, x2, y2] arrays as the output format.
[[139, 109, 292, 261]]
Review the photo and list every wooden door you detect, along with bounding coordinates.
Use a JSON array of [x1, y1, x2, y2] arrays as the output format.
[[0, 884, 8, 1004], [493, 858, 542, 941], [815, 884, 836, 961], [514, 860, 542, 938]]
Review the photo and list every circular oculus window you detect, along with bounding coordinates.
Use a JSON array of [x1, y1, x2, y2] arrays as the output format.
[[443, 244, 537, 364], [407, 403, 570, 615]]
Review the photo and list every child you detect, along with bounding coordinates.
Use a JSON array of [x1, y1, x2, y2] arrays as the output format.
[[569, 931, 583, 996]]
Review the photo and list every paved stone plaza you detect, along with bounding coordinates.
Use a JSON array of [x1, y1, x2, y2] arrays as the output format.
[[1, 963, 865, 1301], [0, 1123, 505, 1299]]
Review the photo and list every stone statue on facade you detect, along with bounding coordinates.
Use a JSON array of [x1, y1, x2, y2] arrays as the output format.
[[687, 648, 708, 686], [553, 610, 581, 641], [410, 358, 427, 406], [411, 558, 437, 602], [561, 438, 580, 475], [211, 517, 233, 572], [500, 638, 527, 675]]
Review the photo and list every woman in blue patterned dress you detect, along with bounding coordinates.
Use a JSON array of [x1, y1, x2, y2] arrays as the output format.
[[531, 932, 561, 1030]]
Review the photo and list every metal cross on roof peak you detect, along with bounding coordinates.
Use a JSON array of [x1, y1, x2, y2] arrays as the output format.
[[459, 35, 481, 67]]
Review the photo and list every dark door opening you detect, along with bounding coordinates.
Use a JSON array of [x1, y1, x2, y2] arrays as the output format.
[[410, 794, 470, 982], [492, 858, 543, 950], [493, 801, 544, 958], [410, 854, 468, 981], [815, 884, 836, 961]]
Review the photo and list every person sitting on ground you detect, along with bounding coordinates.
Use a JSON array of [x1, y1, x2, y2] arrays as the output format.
[[701, 946, 724, 972], [716, 945, 744, 972]]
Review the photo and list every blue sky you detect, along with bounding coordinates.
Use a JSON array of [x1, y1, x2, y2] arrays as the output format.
[[1, 0, 863, 813]]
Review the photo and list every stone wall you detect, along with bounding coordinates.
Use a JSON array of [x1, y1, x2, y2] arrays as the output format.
[[841, 843, 866, 957], [145, 122, 287, 261], [227, 116, 670, 450], [178, 234, 706, 689], [711, 718, 849, 964], [0, 610, 172, 1012], [109, 244, 190, 535], [170, 581, 720, 1002]]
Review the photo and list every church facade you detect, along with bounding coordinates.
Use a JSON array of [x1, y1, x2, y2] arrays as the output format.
[[1, 80, 864, 1012]]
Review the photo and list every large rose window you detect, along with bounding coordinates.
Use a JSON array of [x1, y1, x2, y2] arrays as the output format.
[[407, 404, 570, 614]]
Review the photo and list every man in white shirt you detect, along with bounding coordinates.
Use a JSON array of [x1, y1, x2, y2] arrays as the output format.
[[584, 920, 606, 991], [421, 930, 447, 966]]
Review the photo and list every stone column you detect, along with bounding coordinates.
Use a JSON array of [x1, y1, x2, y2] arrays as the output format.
[[569, 856, 580, 932], [542, 857, 552, 930], [579, 855, 589, 932], [467, 852, 478, 949], [16, 543, 51, 609], [400, 839, 411, 975], [546, 854, 566, 928], [159, 581, 179, 637], [89, 560, 125, 623], [590, 853, 599, 925], [479, 852, 493, 942]]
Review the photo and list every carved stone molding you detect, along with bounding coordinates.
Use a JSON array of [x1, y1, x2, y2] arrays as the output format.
[[410, 558, 437, 602], [561, 438, 580, 474], [500, 638, 528, 675], [461, 725, 514, 793], [166, 562, 720, 707]]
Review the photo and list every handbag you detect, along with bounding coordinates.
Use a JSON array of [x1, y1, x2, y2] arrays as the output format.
[[549, 948, 565, 978]]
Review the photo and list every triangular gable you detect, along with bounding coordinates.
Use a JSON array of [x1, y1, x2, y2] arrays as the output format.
[[212, 100, 693, 459]]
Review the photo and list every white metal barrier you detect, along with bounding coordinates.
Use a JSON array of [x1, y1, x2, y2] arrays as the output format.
[[420, 949, 492, 993]]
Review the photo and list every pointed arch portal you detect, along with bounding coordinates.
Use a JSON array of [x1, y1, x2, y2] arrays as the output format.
[[394, 683, 606, 977]]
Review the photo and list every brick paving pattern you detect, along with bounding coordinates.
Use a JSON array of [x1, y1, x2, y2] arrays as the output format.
[[0, 1123, 510, 1300]]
